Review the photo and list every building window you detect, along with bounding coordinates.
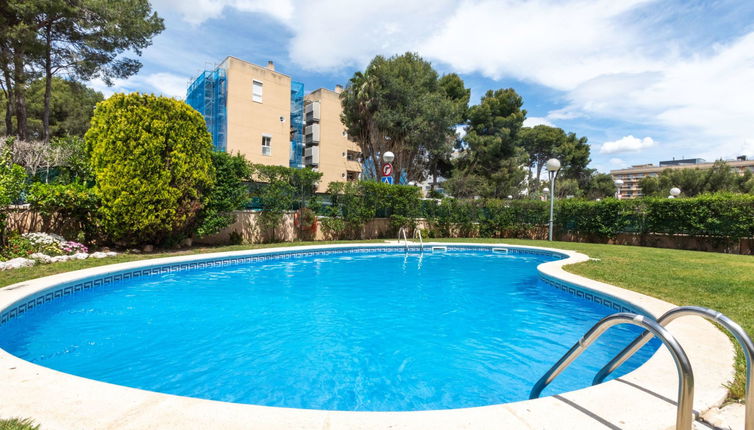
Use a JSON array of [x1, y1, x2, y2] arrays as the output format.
[[346, 150, 361, 162], [252, 80, 263, 103], [262, 135, 271, 156], [346, 171, 360, 181]]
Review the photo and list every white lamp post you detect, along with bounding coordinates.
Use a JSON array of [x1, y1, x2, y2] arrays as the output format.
[[669, 187, 681, 199], [614, 179, 624, 199], [545, 158, 561, 241]]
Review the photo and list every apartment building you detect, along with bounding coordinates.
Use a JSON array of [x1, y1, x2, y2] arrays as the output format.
[[186, 57, 362, 191], [303, 87, 362, 192], [186, 56, 305, 169], [610, 156, 754, 198]]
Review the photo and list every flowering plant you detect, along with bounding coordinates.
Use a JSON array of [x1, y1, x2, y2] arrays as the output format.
[[1, 233, 90, 261]]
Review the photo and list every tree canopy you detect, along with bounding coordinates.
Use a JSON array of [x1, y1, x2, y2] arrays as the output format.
[[0, 0, 163, 140], [340, 52, 461, 183], [639, 161, 754, 197], [1, 77, 104, 139]]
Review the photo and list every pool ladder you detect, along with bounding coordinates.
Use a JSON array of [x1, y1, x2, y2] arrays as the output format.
[[529, 306, 753, 430], [397, 227, 424, 253]]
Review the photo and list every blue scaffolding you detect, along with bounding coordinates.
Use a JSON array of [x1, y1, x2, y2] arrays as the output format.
[[186, 68, 227, 152], [289, 81, 305, 168]]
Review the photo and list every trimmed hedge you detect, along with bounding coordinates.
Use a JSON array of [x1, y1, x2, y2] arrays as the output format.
[[556, 194, 754, 239], [417, 194, 754, 240]]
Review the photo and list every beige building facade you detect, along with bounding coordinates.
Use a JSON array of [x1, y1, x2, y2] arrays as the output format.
[[187, 57, 361, 192], [610, 157, 754, 198], [304, 87, 362, 192], [222, 57, 293, 167]]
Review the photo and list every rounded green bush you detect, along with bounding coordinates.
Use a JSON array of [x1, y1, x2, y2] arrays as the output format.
[[85, 93, 215, 245]]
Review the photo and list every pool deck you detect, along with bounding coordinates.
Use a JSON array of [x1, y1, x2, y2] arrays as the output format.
[[0, 242, 740, 429]]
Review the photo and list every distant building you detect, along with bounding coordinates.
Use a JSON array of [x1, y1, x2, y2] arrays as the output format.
[[303, 87, 362, 192], [186, 57, 305, 169], [610, 156, 754, 198], [658, 158, 705, 167], [186, 57, 362, 191]]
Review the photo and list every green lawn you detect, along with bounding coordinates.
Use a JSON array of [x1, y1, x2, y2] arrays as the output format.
[[1, 238, 751, 400]]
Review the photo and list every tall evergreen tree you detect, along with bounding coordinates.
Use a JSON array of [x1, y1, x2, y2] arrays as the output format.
[[0, 0, 163, 141], [341, 53, 461, 183]]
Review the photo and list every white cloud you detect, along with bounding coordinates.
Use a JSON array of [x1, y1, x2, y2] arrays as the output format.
[[145, 0, 754, 161], [600, 136, 656, 154], [419, 0, 658, 89], [288, 0, 458, 71], [152, 0, 293, 25], [142, 73, 191, 98], [88, 73, 190, 99], [609, 157, 626, 167], [523, 117, 555, 128]]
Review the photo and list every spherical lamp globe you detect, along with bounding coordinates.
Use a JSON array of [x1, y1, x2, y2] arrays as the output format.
[[383, 151, 395, 163], [545, 158, 561, 172], [670, 187, 681, 197]]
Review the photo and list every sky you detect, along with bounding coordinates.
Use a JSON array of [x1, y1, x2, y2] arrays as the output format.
[[89, 0, 754, 174]]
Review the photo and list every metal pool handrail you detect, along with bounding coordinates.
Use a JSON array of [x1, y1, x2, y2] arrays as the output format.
[[593, 306, 754, 430], [398, 227, 408, 251], [413, 228, 423, 252], [529, 312, 694, 430]]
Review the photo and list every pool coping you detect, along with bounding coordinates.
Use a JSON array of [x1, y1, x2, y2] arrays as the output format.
[[0, 242, 736, 430]]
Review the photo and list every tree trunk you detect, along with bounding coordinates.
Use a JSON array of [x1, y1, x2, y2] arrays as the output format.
[[0, 49, 14, 136], [42, 22, 53, 142], [430, 159, 438, 192], [2, 82, 13, 136], [13, 50, 28, 140]]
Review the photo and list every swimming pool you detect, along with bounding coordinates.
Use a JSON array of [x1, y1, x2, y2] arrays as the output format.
[[0, 245, 658, 412]]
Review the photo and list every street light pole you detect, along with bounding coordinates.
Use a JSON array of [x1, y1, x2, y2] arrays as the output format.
[[546, 158, 561, 241], [614, 179, 624, 199]]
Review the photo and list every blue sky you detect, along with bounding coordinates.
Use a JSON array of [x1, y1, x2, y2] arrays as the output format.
[[91, 0, 754, 173]]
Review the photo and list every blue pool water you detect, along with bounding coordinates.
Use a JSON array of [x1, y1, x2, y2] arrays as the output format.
[[0, 248, 658, 411]]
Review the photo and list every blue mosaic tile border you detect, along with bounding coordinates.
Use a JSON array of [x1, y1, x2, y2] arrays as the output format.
[[540, 275, 644, 315], [0, 245, 565, 326]]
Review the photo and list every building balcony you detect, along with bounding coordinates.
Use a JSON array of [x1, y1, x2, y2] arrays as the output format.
[[305, 124, 320, 145], [305, 101, 320, 123]]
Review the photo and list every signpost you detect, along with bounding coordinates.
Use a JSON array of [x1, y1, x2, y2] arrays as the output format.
[[381, 151, 395, 185], [381, 162, 393, 185]]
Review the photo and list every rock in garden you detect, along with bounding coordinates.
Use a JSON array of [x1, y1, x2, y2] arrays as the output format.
[[3, 258, 36, 269], [89, 252, 108, 259], [30, 253, 53, 264], [71, 253, 89, 260]]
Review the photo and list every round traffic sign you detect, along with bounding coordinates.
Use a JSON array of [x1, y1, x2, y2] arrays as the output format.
[[382, 163, 393, 177]]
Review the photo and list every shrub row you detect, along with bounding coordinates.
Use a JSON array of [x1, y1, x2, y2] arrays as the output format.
[[323, 192, 754, 240]]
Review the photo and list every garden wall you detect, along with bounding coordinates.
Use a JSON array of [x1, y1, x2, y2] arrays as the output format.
[[6, 208, 753, 254], [193, 211, 401, 245], [5, 206, 86, 240]]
